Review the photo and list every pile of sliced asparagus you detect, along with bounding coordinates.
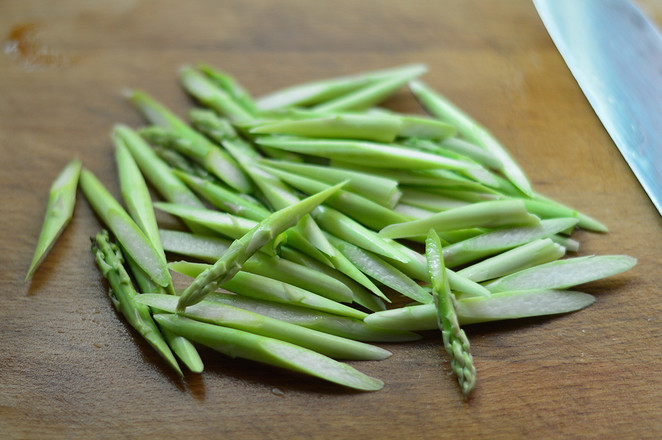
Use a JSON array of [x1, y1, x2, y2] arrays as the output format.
[[26, 63, 636, 398]]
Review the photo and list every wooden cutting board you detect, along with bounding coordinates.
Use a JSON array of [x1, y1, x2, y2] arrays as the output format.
[[2, 0, 661, 438]]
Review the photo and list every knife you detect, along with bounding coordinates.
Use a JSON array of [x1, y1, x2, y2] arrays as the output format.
[[533, 0, 662, 216]]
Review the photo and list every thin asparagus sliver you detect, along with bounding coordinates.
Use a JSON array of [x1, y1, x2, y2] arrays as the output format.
[[26, 158, 81, 281], [177, 181, 347, 311]]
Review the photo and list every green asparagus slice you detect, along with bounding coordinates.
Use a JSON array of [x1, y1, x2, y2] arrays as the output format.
[[311, 69, 425, 113], [124, 255, 204, 373], [91, 231, 182, 376], [326, 234, 432, 304], [114, 133, 204, 372], [153, 314, 384, 391], [177, 182, 346, 311], [426, 229, 475, 398], [158, 230, 356, 303], [363, 289, 597, 330], [137, 294, 389, 361], [456, 238, 566, 283], [79, 169, 171, 287], [255, 136, 478, 171], [530, 192, 608, 232], [198, 63, 259, 115], [128, 90, 251, 193], [26, 158, 81, 281], [409, 79, 533, 197], [438, 137, 503, 170], [169, 261, 365, 319], [256, 63, 427, 110], [379, 199, 540, 239], [251, 112, 403, 143], [258, 159, 402, 208], [258, 163, 412, 230], [442, 218, 578, 268], [173, 170, 271, 221], [179, 65, 255, 122], [485, 255, 637, 293], [203, 292, 417, 342]]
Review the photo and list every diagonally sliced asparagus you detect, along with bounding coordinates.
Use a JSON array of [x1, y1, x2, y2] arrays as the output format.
[[79, 169, 171, 288], [485, 255, 637, 293], [363, 289, 597, 331], [409, 79, 533, 197], [91, 231, 182, 376], [203, 292, 417, 342], [137, 294, 390, 361], [26, 158, 81, 281], [177, 182, 346, 311], [169, 261, 365, 319], [154, 314, 384, 391], [426, 229, 475, 398]]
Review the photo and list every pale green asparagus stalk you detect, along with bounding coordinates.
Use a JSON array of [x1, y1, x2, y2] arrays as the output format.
[[79, 168, 171, 288], [26, 158, 81, 281], [128, 90, 251, 192], [153, 314, 385, 391], [177, 182, 347, 311], [91, 230, 182, 376], [409, 79, 533, 196], [363, 289, 597, 330], [137, 294, 390, 361], [114, 133, 203, 372]]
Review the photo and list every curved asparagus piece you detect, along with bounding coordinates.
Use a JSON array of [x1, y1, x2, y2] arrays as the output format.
[[137, 294, 390, 361], [379, 199, 540, 239], [326, 234, 432, 304], [363, 289, 597, 330], [128, 90, 251, 192], [456, 238, 566, 283], [442, 218, 579, 268], [203, 292, 416, 342], [485, 255, 637, 293], [409, 79, 532, 196], [177, 182, 346, 311], [79, 169, 171, 288], [158, 230, 356, 303], [114, 134, 203, 372], [26, 158, 81, 281], [258, 159, 402, 208], [255, 136, 478, 171], [426, 230, 476, 398], [258, 163, 411, 230], [154, 314, 384, 391], [91, 231, 182, 376], [256, 63, 427, 110], [198, 63, 259, 115], [170, 261, 365, 319]]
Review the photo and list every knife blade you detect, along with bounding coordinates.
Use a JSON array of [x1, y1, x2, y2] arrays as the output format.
[[533, 0, 662, 216]]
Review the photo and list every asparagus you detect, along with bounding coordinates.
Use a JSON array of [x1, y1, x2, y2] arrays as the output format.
[[91, 231, 182, 376], [158, 229, 358, 303], [363, 289, 597, 330], [255, 136, 478, 171], [177, 182, 346, 311], [114, 134, 203, 372], [198, 63, 259, 115], [169, 261, 365, 319], [26, 158, 81, 281], [154, 314, 384, 391], [484, 255, 637, 293], [426, 229, 476, 398], [79, 169, 171, 288], [202, 292, 417, 342], [128, 90, 251, 192], [379, 199, 540, 239], [409, 79, 533, 196], [137, 294, 390, 361]]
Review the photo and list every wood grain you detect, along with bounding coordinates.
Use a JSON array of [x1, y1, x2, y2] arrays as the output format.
[[2, 1, 661, 438]]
